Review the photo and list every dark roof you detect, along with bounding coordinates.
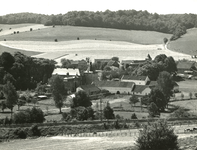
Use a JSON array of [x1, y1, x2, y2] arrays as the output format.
[[132, 85, 150, 93], [148, 81, 157, 87], [80, 84, 101, 92], [95, 81, 135, 88], [94, 59, 111, 63], [177, 61, 195, 69], [121, 75, 147, 81]]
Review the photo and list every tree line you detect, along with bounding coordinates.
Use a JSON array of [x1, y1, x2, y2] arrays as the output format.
[[0, 51, 56, 90], [1, 10, 197, 40]]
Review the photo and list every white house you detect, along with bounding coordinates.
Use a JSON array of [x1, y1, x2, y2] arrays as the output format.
[[121, 75, 150, 85], [52, 68, 80, 77]]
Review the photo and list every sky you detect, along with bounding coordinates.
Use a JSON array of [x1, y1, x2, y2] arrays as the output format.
[[1, 0, 197, 16]]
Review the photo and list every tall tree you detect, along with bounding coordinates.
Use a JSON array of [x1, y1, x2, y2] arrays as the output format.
[[129, 94, 139, 111], [0, 52, 15, 72], [157, 71, 174, 107], [3, 81, 18, 117], [72, 90, 92, 108], [49, 75, 67, 113], [103, 102, 115, 120], [148, 88, 166, 111], [148, 102, 159, 117]]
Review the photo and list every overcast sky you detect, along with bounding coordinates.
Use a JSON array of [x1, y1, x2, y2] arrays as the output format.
[[1, 0, 197, 16]]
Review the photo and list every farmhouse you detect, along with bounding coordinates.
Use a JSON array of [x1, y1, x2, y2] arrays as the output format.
[[121, 75, 150, 85], [177, 61, 196, 75], [76, 84, 101, 96], [132, 85, 151, 96], [52, 68, 80, 77], [52, 68, 81, 92], [122, 60, 146, 68], [94, 81, 135, 94]]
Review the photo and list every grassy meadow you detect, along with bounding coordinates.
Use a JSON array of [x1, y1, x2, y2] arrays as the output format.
[[168, 28, 197, 56], [1, 25, 172, 44]]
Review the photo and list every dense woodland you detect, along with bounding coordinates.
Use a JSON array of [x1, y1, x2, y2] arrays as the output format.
[[0, 10, 197, 40], [0, 52, 56, 90]]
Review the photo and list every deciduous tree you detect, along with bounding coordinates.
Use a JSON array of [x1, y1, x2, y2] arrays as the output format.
[[129, 94, 139, 111], [3, 82, 18, 117], [49, 75, 67, 113]]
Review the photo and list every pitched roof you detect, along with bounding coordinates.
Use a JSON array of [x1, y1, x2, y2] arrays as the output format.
[[52, 68, 80, 76], [121, 75, 147, 81], [177, 61, 195, 69], [79, 84, 101, 92], [94, 81, 135, 88], [148, 81, 158, 87], [122, 60, 146, 64], [132, 85, 150, 93]]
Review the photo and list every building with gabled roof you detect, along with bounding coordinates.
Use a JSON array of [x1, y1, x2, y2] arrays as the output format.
[[52, 68, 80, 77], [94, 81, 135, 94], [132, 85, 151, 96], [121, 75, 150, 85], [77, 84, 101, 96], [52, 68, 81, 92]]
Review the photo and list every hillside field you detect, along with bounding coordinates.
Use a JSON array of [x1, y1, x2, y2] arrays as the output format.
[[0, 24, 194, 62], [168, 28, 197, 56], [0, 25, 172, 44], [0, 44, 41, 56]]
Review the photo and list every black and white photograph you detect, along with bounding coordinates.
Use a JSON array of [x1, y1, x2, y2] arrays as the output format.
[[0, 0, 197, 149]]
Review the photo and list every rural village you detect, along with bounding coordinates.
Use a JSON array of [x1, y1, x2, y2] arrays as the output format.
[[0, 9, 197, 150]]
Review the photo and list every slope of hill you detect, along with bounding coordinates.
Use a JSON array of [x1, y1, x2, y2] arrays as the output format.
[[0, 44, 41, 56], [0, 26, 172, 44], [168, 28, 197, 56]]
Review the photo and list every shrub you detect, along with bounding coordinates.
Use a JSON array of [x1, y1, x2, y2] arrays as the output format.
[[30, 107, 45, 123], [29, 124, 40, 136], [54, 39, 58, 42], [17, 129, 27, 139], [115, 114, 121, 120], [13, 107, 45, 124], [131, 113, 138, 119], [62, 112, 71, 121], [136, 120, 179, 150], [114, 120, 120, 129], [170, 107, 190, 118], [13, 111, 31, 124], [13, 128, 27, 139], [30, 28, 33, 31], [195, 93, 197, 98]]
